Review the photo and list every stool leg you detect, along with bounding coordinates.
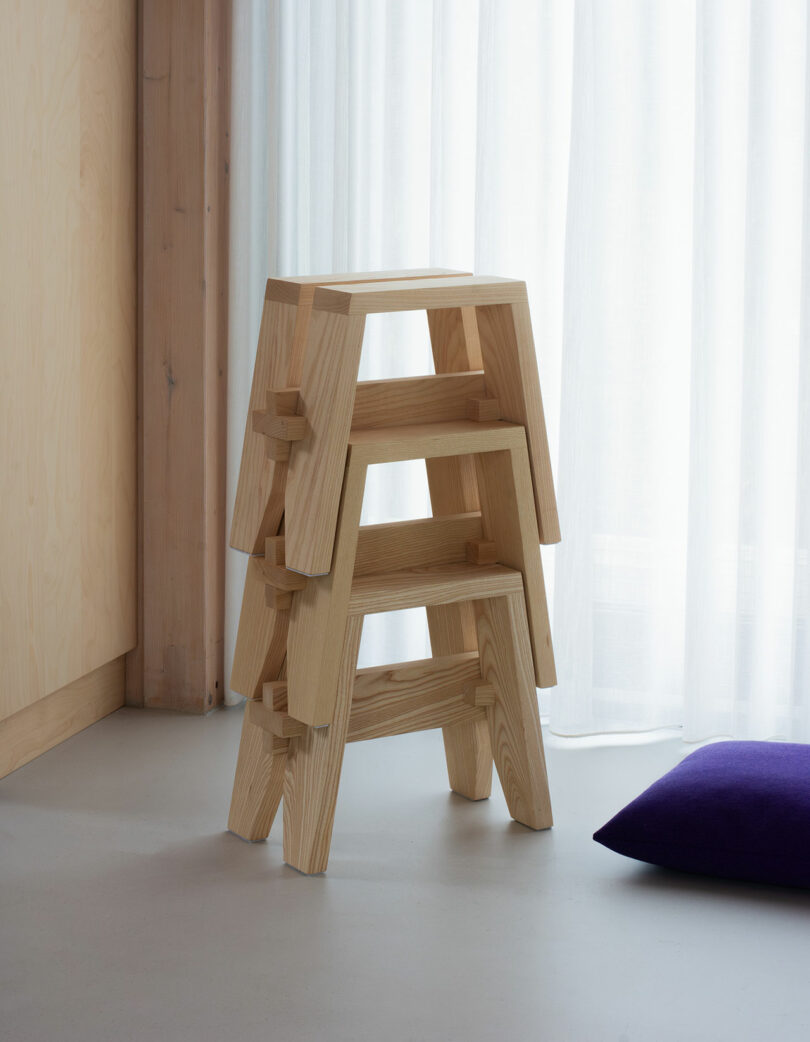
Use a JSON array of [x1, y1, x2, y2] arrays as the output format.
[[284, 310, 366, 575], [282, 616, 363, 874], [230, 296, 310, 554], [474, 591, 553, 830], [230, 555, 289, 699], [426, 307, 493, 800], [475, 444, 556, 689], [427, 601, 493, 801], [475, 301, 560, 544], [228, 700, 287, 841]]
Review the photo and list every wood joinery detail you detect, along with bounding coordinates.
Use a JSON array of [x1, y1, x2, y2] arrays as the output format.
[[227, 270, 558, 872]]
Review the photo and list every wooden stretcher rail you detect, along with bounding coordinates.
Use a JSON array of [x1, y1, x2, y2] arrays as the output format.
[[348, 562, 524, 616]]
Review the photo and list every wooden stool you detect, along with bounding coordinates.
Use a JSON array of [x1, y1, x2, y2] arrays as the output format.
[[227, 270, 560, 874]]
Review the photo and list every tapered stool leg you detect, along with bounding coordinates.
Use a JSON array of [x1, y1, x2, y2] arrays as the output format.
[[228, 701, 287, 841], [475, 591, 552, 830], [282, 616, 364, 874]]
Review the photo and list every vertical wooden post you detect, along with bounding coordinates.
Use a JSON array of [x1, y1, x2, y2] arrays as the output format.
[[130, 0, 232, 711]]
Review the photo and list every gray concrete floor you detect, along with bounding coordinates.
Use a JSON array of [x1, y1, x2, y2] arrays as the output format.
[[2, 706, 809, 1042]]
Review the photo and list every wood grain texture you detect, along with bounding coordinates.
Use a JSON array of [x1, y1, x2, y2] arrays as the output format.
[[353, 513, 483, 576], [227, 699, 286, 841], [285, 456, 367, 725], [425, 307, 492, 801], [230, 299, 301, 554], [284, 311, 366, 575], [348, 563, 523, 616], [138, 0, 231, 711], [475, 444, 557, 687], [348, 653, 484, 743], [266, 268, 468, 306], [312, 276, 527, 315], [0, 1, 136, 724], [0, 658, 125, 780], [230, 556, 288, 700], [233, 271, 471, 555], [282, 616, 364, 874], [348, 420, 524, 466], [351, 372, 486, 429], [474, 593, 552, 830], [476, 301, 560, 545]]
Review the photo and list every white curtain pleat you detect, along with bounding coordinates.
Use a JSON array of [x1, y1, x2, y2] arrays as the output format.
[[226, 0, 810, 741]]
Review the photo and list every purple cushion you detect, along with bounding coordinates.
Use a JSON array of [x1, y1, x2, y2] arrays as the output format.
[[593, 741, 810, 889]]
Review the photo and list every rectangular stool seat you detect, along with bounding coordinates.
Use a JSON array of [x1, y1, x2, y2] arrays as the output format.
[[265, 267, 469, 307], [312, 275, 528, 315]]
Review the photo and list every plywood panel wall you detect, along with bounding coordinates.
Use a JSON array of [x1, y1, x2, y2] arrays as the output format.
[[0, 0, 137, 723]]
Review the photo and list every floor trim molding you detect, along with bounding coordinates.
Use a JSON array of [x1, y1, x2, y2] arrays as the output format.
[[0, 658, 125, 780]]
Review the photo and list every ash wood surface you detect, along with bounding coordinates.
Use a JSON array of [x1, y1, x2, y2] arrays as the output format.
[[233, 270, 464, 555], [230, 557, 288, 700], [0, 658, 125, 781], [425, 306, 493, 801], [0, 0, 136, 724], [285, 457, 367, 725], [348, 653, 484, 743], [227, 700, 286, 841], [284, 311, 367, 575], [348, 563, 523, 616], [266, 267, 467, 306], [283, 616, 364, 874], [348, 420, 524, 465], [312, 276, 527, 315], [230, 300, 303, 553], [139, 0, 231, 709], [476, 301, 560, 545], [226, 267, 559, 869], [353, 513, 483, 576], [474, 593, 553, 830], [427, 306, 484, 371], [352, 372, 486, 429], [475, 444, 557, 687]]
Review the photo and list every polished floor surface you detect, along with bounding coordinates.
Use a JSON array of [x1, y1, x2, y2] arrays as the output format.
[[2, 705, 809, 1042]]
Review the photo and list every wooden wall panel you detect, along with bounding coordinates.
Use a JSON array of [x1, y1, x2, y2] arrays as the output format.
[[0, 1, 137, 725], [0, 659, 126, 780], [133, 0, 231, 712]]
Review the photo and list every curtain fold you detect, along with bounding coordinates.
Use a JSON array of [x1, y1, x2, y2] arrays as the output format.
[[226, 0, 810, 741]]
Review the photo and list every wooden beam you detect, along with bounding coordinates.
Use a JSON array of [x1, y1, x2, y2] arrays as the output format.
[[352, 372, 486, 429], [134, 0, 231, 710], [348, 563, 523, 616], [347, 419, 525, 466], [348, 653, 484, 743], [353, 513, 483, 576]]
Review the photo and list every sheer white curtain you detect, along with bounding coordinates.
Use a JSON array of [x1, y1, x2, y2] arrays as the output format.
[[226, 0, 810, 742]]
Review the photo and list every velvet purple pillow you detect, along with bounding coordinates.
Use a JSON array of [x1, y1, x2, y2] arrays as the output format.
[[594, 740, 810, 889]]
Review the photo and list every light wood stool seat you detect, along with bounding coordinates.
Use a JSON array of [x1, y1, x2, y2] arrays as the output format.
[[226, 268, 561, 874]]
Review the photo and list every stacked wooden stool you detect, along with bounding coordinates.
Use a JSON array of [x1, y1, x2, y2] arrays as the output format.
[[227, 268, 560, 874]]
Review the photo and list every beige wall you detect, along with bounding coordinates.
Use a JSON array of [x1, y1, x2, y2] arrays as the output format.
[[0, 1, 136, 734]]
